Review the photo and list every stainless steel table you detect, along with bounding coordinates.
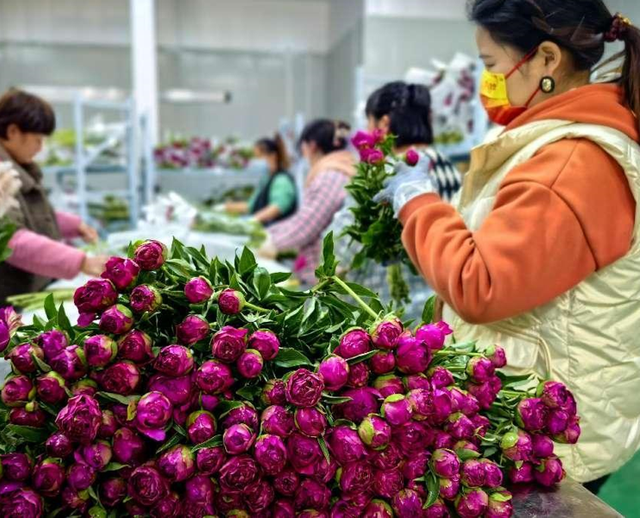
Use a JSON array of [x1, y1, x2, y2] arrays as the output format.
[[512, 481, 622, 517]]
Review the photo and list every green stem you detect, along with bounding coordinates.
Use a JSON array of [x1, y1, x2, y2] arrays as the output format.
[[500, 390, 528, 398], [244, 302, 270, 314], [433, 350, 482, 357], [331, 276, 379, 320], [311, 279, 330, 294]]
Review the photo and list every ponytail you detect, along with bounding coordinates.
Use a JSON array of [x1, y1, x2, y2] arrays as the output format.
[[619, 23, 640, 133], [298, 119, 351, 155], [256, 133, 291, 172]]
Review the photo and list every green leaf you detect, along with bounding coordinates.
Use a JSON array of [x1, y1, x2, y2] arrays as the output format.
[[32, 352, 52, 373], [87, 485, 100, 503], [96, 392, 137, 406], [102, 462, 129, 472], [491, 491, 513, 502], [343, 282, 378, 299], [482, 447, 498, 458], [346, 349, 377, 365], [318, 436, 331, 464], [321, 393, 353, 404], [6, 424, 48, 443], [457, 448, 481, 461], [236, 385, 261, 401], [422, 295, 437, 325], [270, 272, 291, 284], [57, 303, 73, 337], [190, 434, 223, 453], [274, 348, 312, 368], [44, 294, 57, 322], [424, 471, 440, 509], [217, 400, 245, 418], [252, 267, 271, 300], [315, 232, 338, 278], [238, 247, 257, 276], [155, 433, 182, 455]]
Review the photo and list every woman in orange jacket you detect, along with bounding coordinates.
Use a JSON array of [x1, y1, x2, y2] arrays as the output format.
[[378, 0, 640, 489]]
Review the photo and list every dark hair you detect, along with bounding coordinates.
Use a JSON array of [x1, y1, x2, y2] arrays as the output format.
[[468, 0, 640, 132], [365, 81, 434, 147], [256, 133, 290, 171], [0, 88, 56, 139], [298, 119, 351, 155]]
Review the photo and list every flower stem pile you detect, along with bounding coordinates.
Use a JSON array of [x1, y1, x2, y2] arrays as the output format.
[[0, 235, 581, 517]]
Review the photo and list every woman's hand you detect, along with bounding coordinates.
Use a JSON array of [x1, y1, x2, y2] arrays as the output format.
[[374, 160, 437, 216], [78, 222, 99, 244], [81, 255, 108, 277]]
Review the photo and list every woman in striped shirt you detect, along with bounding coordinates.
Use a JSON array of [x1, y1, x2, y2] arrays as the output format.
[[258, 119, 356, 285]]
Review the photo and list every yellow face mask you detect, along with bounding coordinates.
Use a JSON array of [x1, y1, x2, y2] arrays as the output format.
[[479, 47, 540, 126]]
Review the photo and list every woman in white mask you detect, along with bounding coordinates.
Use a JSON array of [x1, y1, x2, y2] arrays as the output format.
[[226, 134, 296, 226]]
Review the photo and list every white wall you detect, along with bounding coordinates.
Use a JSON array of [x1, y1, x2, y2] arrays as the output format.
[[366, 0, 467, 20]]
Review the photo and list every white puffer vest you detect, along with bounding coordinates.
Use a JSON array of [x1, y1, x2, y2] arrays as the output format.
[[443, 119, 640, 483]]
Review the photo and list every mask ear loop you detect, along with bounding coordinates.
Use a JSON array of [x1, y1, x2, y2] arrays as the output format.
[[505, 46, 542, 107]]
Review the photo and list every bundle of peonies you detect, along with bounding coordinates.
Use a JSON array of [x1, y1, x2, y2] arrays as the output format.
[[0, 237, 581, 517]]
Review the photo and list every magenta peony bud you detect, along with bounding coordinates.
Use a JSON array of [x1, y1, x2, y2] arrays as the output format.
[[128, 465, 169, 506], [187, 410, 217, 444], [546, 408, 570, 435], [273, 467, 300, 496], [373, 374, 404, 398], [471, 414, 490, 437], [294, 478, 330, 511], [101, 477, 127, 507], [346, 361, 370, 388], [55, 394, 101, 444], [0, 487, 43, 517], [262, 405, 295, 437], [337, 387, 380, 423], [394, 421, 434, 456], [372, 468, 403, 499], [101, 256, 140, 291], [537, 381, 569, 409], [287, 433, 323, 474], [292, 407, 326, 437], [68, 462, 96, 491], [248, 329, 280, 361], [337, 328, 371, 359], [79, 440, 112, 470], [351, 130, 378, 150], [1, 453, 32, 481], [254, 434, 288, 475], [9, 406, 45, 427], [184, 276, 213, 304], [370, 317, 403, 350], [392, 489, 423, 517], [157, 445, 195, 482], [244, 479, 275, 513], [381, 394, 413, 426], [449, 388, 479, 416], [32, 458, 65, 497], [200, 394, 219, 413], [360, 147, 385, 164], [433, 430, 455, 450], [554, 416, 581, 444], [439, 475, 461, 500], [218, 288, 246, 314], [455, 488, 489, 518], [501, 429, 533, 462], [363, 499, 394, 518], [371, 442, 403, 471], [318, 355, 350, 391], [112, 428, 145, 465], [358, 415, 391, 449], [37, 330, 68, 361], [466, 356, 495, 383], [211, 326, 248, 363], [135, 391, 173, 440], [405, 148, 420, 166], [337, 460, 373, 494], [461, 459, 486, 487], [328, 425, 367, 465], [407, 388, 432, 420], [454, 440, 480, 457], [50, 345, 87, 381], [237, 349, 264, 378], [151, 491, 181, 518], [262, 379, 286, 405], [415, 321, 452, 350], [509, 462, 535, 484], [486, 491, 514, 518], [431, 448, 460, 478], [431, 388, 454, 423], [479, 459, 503, 488], [99, 360, 140, 395], [446, 412, 476, 440], [516, 398, 548, 432], [46, 432, 73, 458], [223, 423, 256, 454], [130, 284, 163, 314], [118, 330, 154, 364], [8, 343, 43, 374], [467, 381, 497, 410], [286, 368, 324, 408], [222, 402, 259, 430], [400, 450, 429, 480], [99, 306, 133, 336], [396, 333, 431, 374], [485, 345, 507, 368], [219, 454, 260, 492], [145, 375, 192, 410], [133, 240, 167, 271], [194, 359, 232, 394], [313, 455, 338, 484], [71, 378, 98, 397], [534, 456, 565, 487], [196, 446, 226, 475], [532, 434, 555, 458], [74, 278, 118, 314], [1, 375, 34, 407], [84, 334, 117, 368], [155, 344, 194, 376], [428, 366, 455, 389], [176, 315, 209, 346], [369, 350, 395, 374]]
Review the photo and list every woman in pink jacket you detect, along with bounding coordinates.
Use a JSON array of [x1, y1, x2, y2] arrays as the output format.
[[0, 89, 107, 304]]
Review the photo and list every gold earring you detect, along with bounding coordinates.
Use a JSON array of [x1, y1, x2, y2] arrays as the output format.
[[540, 76, 556, 94]]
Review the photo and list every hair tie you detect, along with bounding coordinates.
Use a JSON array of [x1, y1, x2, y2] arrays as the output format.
[[604, 13, 632, 43]]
